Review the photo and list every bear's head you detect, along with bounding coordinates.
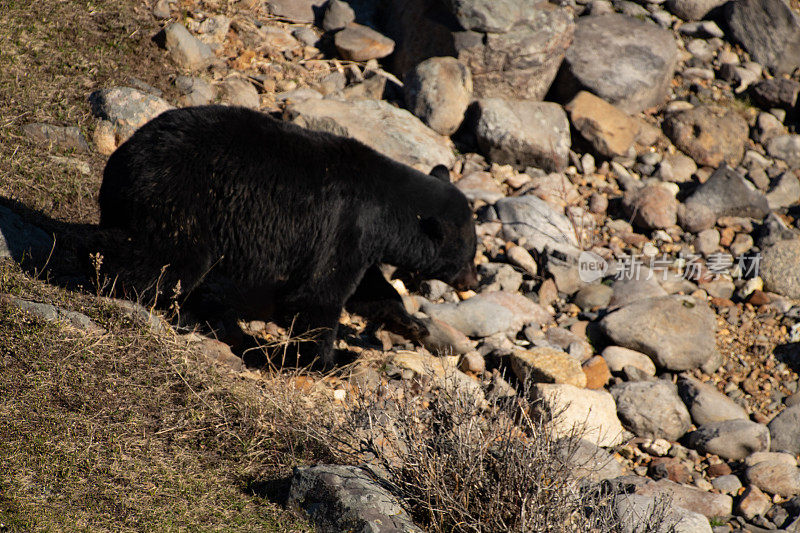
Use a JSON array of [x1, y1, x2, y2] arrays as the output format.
[[419, 168, 478, 291]]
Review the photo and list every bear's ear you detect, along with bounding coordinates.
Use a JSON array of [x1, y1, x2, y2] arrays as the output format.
[[429, 165, 450, 182], [420, 216, 444, 243]]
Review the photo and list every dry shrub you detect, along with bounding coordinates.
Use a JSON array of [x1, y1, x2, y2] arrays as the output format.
[[331, 372, 673, 533]]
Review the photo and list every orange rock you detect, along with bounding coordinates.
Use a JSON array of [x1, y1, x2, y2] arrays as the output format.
[[582, 356, 611, 389]]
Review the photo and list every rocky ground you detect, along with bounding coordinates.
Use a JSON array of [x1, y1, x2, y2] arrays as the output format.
[[5, 0, 800, 531]]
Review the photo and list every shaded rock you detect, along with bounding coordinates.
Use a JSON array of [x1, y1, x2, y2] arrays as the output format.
[[680, 166, 770, 232], [563, 438, 625, 482], [611, 380, 692, 441], [677, 375, 748, 426], [0, 207, 54, 266], [666, 0, 727, 20], [657, 152, 697, 183], [687, 419, 770, 460], [264, 0, 327, 24], [510, 347, 587, 387], [768, 403, 800, 454], [767, 134, 800, 169], [382, 0, 574, 100], [614, 493, 712, 533], [746, 453, 800, 497], [175, 76, 215, 106], [287, 465, 423, 533], [663, 106, 749, 168], [443, 0, 539, 33], [419, 316, 475, 355], [88, 86, 174, 143], [404, 57, 472, 136], [565, 91, 638, 159], [531, 383, 625, 447], [751, 78, 800, 109], [760, 239, 800, 299], [737, 485, 772, 521], [21, 123, 90, 153], [334, 23, 394, 61], [286, 97, 455, 172], [599, 295, 717, 371], [217, 78, 259, 108], [574, 284, 613, 310], [475, 98, 570, 172], [556, 14, 678, 113], [322, 0, 355, 31], [602, 346, 657, 376], [623, 184, 678, 230], [726, 0, 800, 75], [767, 171, 800, 209], [494, 195, 579, 253], [160, 23, 215, 72], [632, 478, 733, 518]]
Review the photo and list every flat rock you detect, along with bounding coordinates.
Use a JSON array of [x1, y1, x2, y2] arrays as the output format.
[[687, 419, 770, 460], [746, 453, 800, 496], [454, 171, 505, 203], [563, 439, 625, 482], [404, 57, 472, 136], [21, 123, 90, 153], [608, 271, 669, 307], [286, 97, 455, 172], [3, 296, 106, 335], [421, 291, 551, 338], [510, 347, 587, 387], [531, 383, 625, 447], [623, 184, 678, 230], [287, 465, 423, 532], [442, 0, 540, 33], [383, 0, 574, 100], [663, 106, 749, 168], [666, 0, 728, 20], [767, 171, 800, 209], [768, 404, 800, 454], [726, 0, 800, 75], [160, 22, 215, 72], [264, 0, 327, 24], [760, 239, 800, 299], [556, 14, 678, 113], [0, 206, 54, 266], [677, 374, 748, 426], [217, 78, 259, 108], [680, 166, 770, 232], [611, 380, 692, 441], [494, 195, 580, 253], [475, 98, 570, 172], [574, 284, 613, 310], [88, 86, 174, 143], [600, 295, 717, 371], [614, 494, 713, 533], [418, 316, 475, 355], [767, 134, 800, 169], [602, 346, 657, 376], [633, 478, 733, 518], [751, 78, 800, 109], [334, 23, 395, 62], [565, 91, 638, 159]]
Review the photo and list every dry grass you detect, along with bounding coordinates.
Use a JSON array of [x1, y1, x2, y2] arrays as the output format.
[[0, 262, 330, 531]]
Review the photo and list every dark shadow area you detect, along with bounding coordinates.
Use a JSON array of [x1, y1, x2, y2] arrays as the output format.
[[774, 342, 800, 373], [245, 475, 294, 506]]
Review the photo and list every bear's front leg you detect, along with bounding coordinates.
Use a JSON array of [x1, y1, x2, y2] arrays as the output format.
[[346, 264, 430, 341], [282, 304, 342, 368]]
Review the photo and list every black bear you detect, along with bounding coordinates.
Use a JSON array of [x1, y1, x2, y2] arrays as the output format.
[[98, 105, 477, 366]]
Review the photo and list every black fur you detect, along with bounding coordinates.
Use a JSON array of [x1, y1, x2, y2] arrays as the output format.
[[98, 105, 477, 366]]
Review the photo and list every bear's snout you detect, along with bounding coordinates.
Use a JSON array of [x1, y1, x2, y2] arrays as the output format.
[[450, 262, 478, 291]]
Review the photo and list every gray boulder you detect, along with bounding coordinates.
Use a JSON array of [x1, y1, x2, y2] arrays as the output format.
[[599, 295, 718, 371], [677, 374, 748, 427], [611, 380, 692, 441], [287, 465, 423, 532], [768, 404, 800, 454], [680, 166, 769, 232], [760, 239, 800, 299], [614, 493, 712, 533], [286, 97, 455, 172], [404, 57, 472, 136], [495, 195, 579, 253], [726, 0, 800, 75], [666, 0, 728, 21], [686, 420, 770, 460], [475, 99, 570, 172], [767, 134, 800, 169], [555, 14, 678, 113], [160, 23, 215, 72], [382, 0, 574, 100]]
